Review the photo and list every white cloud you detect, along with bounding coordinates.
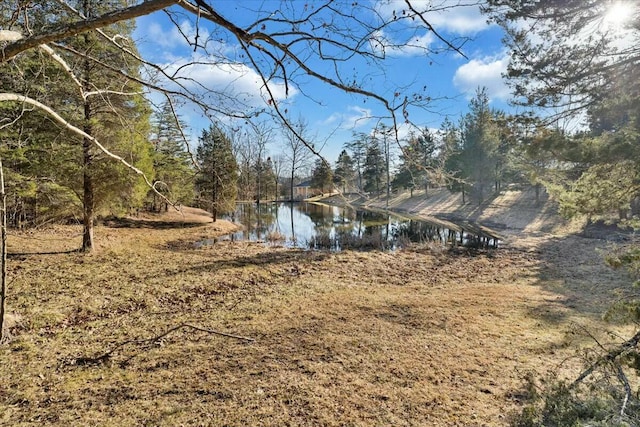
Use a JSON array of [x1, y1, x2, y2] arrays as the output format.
[[143, 51, 296, 115], [376, 0, 491, 35], [345, 106, 374, 128], [321, 106, 373, 130], [425, 1, 490, 34], [369, 30, 435, 57], [453, 54, 511, 101], [146, 22, 180, 49], [139, 18, 236, 62]]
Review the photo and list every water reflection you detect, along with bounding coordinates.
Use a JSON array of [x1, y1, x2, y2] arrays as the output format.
[[216, 202, 499, 250]]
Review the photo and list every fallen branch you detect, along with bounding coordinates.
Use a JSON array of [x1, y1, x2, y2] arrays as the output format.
[[571, 328, 640, 388], [66, 323, 255, 367], [615, 362, 632, 417]]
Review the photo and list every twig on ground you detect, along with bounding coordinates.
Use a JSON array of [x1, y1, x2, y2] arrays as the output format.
[[64, 323, 255, 367]]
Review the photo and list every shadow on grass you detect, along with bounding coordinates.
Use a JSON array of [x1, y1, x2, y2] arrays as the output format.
[[8, 248, 82, 257], [506, 224, 640, 423], [162, 246, 330, 277], [529, 225, 635, 320], [103, 216, 210, 230]]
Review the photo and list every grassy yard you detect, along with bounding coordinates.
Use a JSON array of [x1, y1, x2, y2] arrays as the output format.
[[0, 210, 632, 426]]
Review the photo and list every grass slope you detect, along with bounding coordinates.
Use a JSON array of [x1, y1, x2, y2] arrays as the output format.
[[0, 204, 633, 426]]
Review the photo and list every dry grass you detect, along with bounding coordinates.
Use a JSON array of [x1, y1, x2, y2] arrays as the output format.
[[0, 207, 634, 426]]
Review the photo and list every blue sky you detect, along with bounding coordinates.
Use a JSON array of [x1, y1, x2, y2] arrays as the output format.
[[133, 1, 513, 162]]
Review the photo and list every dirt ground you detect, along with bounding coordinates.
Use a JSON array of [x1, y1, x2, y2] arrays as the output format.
[[0, 195, 636, 426]]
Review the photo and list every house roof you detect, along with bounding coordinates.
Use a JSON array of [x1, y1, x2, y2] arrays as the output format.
[[295, 180, 313, 188]]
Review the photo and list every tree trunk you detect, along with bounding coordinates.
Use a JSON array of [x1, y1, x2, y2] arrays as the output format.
[[81, 27, 94, 252], [212, 161, 217, 222], [385, 138, 390, 203], [290, 170, 294, 201], [631, 196, 640, 217], [0, 157, 7, 342], [82, 101, 95, 252]]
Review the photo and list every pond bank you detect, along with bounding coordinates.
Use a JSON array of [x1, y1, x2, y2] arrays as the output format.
[[315, 186, 572, 241]]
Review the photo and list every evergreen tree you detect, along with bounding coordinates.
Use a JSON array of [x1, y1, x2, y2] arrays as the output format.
[[458, 88, 501, 204], [254, 157, 277, 202], [0, 2, 84, 227], [345, 134, 368, 192], [440, 118, 466, 201], [394, 128, 439, 196], [491, 112, 519, 192], [196, 124, 238, 221], [484, 0, 639, 118], [333, 150, 355, 194], [363, 140, 385, 195], [511, 122, 562, 204], [150, 101, 195, 211], [29, 0, 156, 250], [0, 0, 154, 249], [311, 159, 333, 194]]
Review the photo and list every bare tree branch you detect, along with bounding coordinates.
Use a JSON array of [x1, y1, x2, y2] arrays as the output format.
[[1, 0, 180, 62], [403, 0, 468, 59]]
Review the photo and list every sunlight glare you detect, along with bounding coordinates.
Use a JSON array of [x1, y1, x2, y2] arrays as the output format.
[[603, 1, 635, 27]]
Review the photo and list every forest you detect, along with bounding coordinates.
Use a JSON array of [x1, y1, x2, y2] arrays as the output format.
[[1, 1, 639, 425]]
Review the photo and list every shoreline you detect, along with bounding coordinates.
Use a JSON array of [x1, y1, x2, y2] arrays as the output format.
[[312, 186, 573, 242]]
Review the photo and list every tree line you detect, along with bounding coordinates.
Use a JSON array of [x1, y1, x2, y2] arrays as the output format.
[[6, 0, 634, 253]]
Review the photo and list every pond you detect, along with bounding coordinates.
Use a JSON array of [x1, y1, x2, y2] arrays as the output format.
[[205, 202, 500, 251]]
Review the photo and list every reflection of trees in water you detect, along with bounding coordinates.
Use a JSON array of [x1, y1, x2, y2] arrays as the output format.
[[235, 202, 278, 240], [394, 220, 448, 244], [302, 203, 334, 230], [256, 204, 278, 238], [227, 202, 498, 249], [355, 211, 390, 240]]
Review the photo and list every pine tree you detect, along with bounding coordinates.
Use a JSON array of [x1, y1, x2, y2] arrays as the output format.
[[52, 0, 155, 250], [253, 157, 277, 203], [345, 134, 368, 192], [196, 124, 238, 221], [0, 0, 154, 248], [363, 140, 385, 195], [441, 118, 468, 203], [311, 159, 333, 194], [150, 101, 195, 211], [333, 150, 355, 194], [0, 3, 82, 227], [458, 88, 501, 204], [394, 128, 439, 196]]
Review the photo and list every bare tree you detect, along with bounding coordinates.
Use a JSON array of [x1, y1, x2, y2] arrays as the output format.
[[373, 124, 395, 206], [248, 121, 274, 205], [270, 154, 286, 201], [281, 117, 314, 201], [231, 129, 257, 201]]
